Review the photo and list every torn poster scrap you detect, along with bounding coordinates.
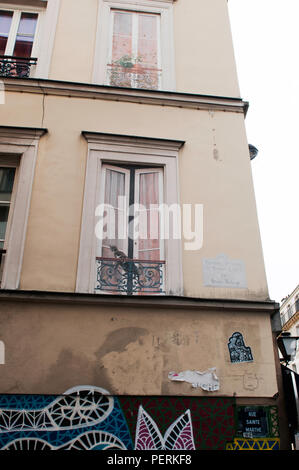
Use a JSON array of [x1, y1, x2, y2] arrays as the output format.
[[168, 368, 220, 391]]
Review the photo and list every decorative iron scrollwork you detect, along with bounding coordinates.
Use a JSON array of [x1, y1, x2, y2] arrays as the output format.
[[0, 56, 37, 78], [95, 258, 165, 295]]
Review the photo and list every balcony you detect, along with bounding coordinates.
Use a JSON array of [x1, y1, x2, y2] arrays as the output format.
[[107, 62, 161, 90], [0, 56, 37, 78], [281, 299, 299, 326], [95, 257, 165, 295]]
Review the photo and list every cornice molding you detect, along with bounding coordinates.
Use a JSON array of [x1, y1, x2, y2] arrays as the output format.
[[0, 289, 279, 314], [2, 78, 248, 114], [0, 0, 47, 8], [82, 131, 185, 152], [0, 125, 47, 141]]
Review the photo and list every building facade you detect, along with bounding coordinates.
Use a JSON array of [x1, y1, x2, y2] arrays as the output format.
[[280, 285, 299, 374], [0, 0, 287, 450]]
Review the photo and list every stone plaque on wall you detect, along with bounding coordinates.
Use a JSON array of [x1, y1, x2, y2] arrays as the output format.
[[203, 254, 247, 289]]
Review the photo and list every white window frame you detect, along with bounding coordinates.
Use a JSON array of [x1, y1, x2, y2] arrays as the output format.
[[77, 132, 184, 295], [93, 0, 176, 91], [0, 162, 18, 248], [0, 0, 61, 78], [107, 9, 162, 89], [0, 6, 42, 57], [0, 127, 47, 289]]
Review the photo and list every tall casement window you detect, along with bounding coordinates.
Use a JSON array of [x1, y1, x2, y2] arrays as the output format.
[[108, 10, 161, 89], [93, 0, 176, 91], [0, 167, 16, 282], [0, 10, 38, 57], [0, 7, 41, 78], [0, 127, 47, 290], [97, 164, 165, 294], [77, 133, 183, 296]]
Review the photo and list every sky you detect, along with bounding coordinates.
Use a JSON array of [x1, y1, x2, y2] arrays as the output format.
[[228, 0, 299, 303]]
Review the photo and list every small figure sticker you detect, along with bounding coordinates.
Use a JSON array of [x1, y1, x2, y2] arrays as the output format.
[[228, 332, 253, 363]]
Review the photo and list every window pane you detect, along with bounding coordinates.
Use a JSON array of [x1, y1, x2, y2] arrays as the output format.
[[0, 204, 10, 242], [112, 11, 132, 61], [102, 168, 127, 257], [13, 12, 38, 57], [0, 167, 15, 202], [137, 171, 160, 261], [138, 14, 158, 67], [0, 10, 13, 55], [137, 13, 159, 89]]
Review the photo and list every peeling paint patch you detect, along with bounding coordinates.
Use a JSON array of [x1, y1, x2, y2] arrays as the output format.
[[168, 368, 220, 391]]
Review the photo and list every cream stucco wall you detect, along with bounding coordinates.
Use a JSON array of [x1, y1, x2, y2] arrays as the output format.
[[0, 90, 268, 299], [0, 301, 278, 397], [48, 0, 241, 97], [173, 0, 241, 96]]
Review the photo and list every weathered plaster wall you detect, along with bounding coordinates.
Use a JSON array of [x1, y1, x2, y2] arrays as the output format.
[[0, 301, 277, 397]]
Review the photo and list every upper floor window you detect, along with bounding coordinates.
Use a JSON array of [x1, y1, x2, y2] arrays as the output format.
[[0, 7, 40, 77], [93, 0, 176, 91], [108, 10, 161, 89], [0, 10, 38, 57]]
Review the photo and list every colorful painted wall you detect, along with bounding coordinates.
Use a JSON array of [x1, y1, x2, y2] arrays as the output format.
[[0, 386, 279, 450]]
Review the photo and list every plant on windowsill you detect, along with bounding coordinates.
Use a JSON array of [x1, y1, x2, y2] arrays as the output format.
[[108, 55, 159, 90]]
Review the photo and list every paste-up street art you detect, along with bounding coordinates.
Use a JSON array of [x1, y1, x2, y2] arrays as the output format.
[[168, 368, 220, 391], [0, 386, 279, 450], [135, 406, 195, 450], [228, 332, 253, 363]]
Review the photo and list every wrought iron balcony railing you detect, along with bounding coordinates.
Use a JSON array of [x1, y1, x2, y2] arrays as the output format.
[[107, 64, 161, 90], [0, 56, 37, 78], [95, 257, 165, 295]]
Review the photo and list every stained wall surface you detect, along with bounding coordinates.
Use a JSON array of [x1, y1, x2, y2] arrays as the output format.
[[0, 301, 277, 397]]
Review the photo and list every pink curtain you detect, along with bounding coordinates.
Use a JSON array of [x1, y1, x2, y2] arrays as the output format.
[[137, 171, 160, 261]]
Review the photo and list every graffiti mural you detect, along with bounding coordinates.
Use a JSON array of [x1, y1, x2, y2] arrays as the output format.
[[0, 386, 235, 450], [0, 386, 280, 450], [226, 438, 280, 451], [0, 386, 132, 450], [135, 407, 195, 450]]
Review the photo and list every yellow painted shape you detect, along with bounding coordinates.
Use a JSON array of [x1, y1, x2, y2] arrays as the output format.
[[226, 438, 280, 451]]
